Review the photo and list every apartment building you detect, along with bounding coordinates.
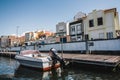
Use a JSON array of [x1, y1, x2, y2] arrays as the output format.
[[69, 20, 84, 41], [69, 12, 86, 41], [25, 32, 34, 42], [84, 8, 120, 40], [56, 22, 70, 43]]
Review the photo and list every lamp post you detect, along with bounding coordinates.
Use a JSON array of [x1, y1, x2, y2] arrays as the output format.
[[16, 26, 19, 46]]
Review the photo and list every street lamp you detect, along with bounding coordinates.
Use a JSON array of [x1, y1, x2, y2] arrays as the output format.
[[16, 26, 19, 46]]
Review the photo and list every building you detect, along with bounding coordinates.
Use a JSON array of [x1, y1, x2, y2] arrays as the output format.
[[37, 30, 55, 44], [0, 35, 25, 47], [25, 32, 34, 42], [56, 22, 70, 43], [45, 34, 56, 43], [69, 12, 86, 42], [8, 35, 16, 47], [34, 30, 53, 40], [84, 8, 120, 40], [19, 35, 25, 46], [0, 36, 10, 48]]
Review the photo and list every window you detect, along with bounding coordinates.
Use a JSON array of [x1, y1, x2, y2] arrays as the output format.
[[71, 36, 76, 41], [71, 26, 75, 32], [107, 32, 113, 39], [77, 35, 82, 41], [89, 19, 94, 27], [70, 26, 76, 35], [97, 17, 103, 26], [76, 24, 81, 33], [59, 26, 64, 32], [99, 33, 104, 39]]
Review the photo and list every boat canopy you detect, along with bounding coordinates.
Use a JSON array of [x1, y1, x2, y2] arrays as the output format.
[[20, 50, 40, 55]]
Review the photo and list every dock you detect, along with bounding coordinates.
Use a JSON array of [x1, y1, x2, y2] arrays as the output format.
[[63, 54, 120, 68], [0, 51, 120, 68], [0, 52, 17, 58]]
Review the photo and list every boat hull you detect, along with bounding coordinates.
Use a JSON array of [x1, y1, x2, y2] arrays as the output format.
[[15, 55, 60, 71]]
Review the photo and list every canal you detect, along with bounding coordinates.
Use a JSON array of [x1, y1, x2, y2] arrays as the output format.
[[0, 56, 120, 80]]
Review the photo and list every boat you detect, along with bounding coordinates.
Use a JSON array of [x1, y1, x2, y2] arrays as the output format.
[[15, 50, 60, 71]]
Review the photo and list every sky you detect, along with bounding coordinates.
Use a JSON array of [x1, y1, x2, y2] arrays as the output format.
[[0, 0, 120, 36]]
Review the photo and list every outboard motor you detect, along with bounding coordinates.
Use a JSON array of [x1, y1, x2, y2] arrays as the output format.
[[50, 48, 65, 68]]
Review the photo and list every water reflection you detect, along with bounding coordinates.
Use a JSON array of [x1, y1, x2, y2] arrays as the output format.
[[14, 66, 66, 80], [14, 66, 119, 80], [15, 66, 43, 80]]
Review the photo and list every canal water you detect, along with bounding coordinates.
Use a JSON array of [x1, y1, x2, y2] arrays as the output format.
[[0, 56, 120, 80]]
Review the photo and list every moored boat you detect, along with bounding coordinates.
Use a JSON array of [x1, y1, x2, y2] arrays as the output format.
[[15, 50, 60, 71]]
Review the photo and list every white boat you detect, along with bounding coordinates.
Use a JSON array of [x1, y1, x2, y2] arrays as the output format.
[[15, 50, 60, 71]]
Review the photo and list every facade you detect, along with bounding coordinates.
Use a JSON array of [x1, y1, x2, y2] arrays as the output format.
[[24, 30, 54, 45], [69, 20, 84, 41], [69, 12, 86, 42], [56, 22, 70, 43], [84, 8, 120, 40], [25, 32, 34, 42], [34, 30, 53, 40], [45, 36, 56, 43], [0, 36, 10, 48], [8, 35, 16, 46], [19, 36, 25, 46], [0, 35, 25, 47]]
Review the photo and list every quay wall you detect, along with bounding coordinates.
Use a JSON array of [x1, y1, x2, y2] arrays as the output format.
[[39, 41, 86, 52], [90, 39, 120, 51], [1, 39, 120, 54], [39, 39, 120, 54]]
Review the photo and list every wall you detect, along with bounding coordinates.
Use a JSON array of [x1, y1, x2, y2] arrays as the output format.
[[89, 39, 120, 51], [39, 41, 86, 52], [39, 39, 120, 52], [2, 39, 120, 53]]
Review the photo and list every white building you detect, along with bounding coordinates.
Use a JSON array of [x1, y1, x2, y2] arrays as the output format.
[[84, 8, 120, 40], [25, 32, 34, 42], [69, 12, 86, 42], [56, 22, 70, 42]]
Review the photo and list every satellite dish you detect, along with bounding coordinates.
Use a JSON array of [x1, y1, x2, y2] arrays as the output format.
[[74, 12, 86, 21]]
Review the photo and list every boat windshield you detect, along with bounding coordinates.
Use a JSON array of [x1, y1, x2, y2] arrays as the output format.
[[20, 50, 40, 55]]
